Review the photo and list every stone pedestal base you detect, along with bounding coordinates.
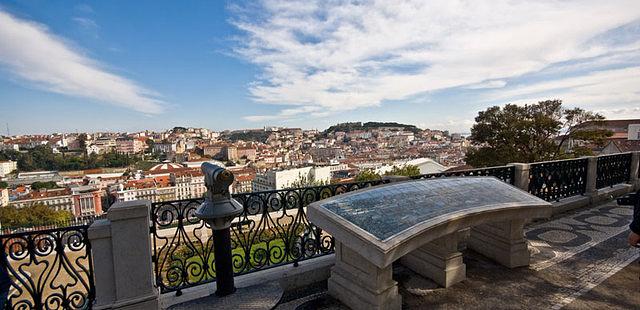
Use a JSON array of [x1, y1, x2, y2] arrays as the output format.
[[400, 233, 465, 287], [468, 219, 530, 268], [328, 242, 401, 310]]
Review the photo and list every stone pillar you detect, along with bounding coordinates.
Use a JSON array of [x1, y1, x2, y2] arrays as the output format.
[[88, 200, 159, 310], [399, 233, 465, 288], [585, 156, 598, 201], [509, 163, 530, 191], [467, 219, 530, 268], [630, 152, 640, 190], [328, 242, 401, 310], [88, 220, 115, 309]]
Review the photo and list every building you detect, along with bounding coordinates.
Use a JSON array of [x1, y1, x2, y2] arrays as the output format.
[[237, 147, 257, 161], [181, 160, 226, 169], [252, 166, 331, 191], [203, 144, 224, 158], [600, 122, 640, 154], [88, 137, 117, 154], [9, 186, 104, 219], [0, 188, 8, 207], [576, 119, 640, 140], [309, 147, 345, 163], [10, 188, 75, 214], [153, 142, 177, 154], [9, 171, 62, 186], [70, 185, 104, 218], [115, 138, 145, 154], [228, 166, 256, 193], [0, 160, 17, 177], [112, 177, 176, 203], [224, 146, 238, 161], [171, 168, 205, 200]]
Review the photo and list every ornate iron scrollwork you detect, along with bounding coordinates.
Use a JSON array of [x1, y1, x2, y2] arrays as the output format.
[[149, 179, 390, 295], [527, 158, 588, 202], [1, 225, 95, 310], [596, 153, 632, 189]]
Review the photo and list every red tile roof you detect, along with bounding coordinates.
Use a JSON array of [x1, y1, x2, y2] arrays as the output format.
[[610, 139, 640, 152]]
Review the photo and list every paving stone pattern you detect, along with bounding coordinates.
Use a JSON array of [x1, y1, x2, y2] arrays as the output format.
[[277, 200, 640, 309]]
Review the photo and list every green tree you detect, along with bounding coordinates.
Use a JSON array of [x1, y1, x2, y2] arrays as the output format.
[[0, 181, 8, 189], [384, 165, 421, 177], [77, 133, 88, 150], [288, 172, 328, 188], [465, 100, 611, 167], [31, 181, 58, 190], [0, 146, 143, 172], [145, 139, 155, 153], [355, 169, 382, 182], [0, 203, 73, 228]]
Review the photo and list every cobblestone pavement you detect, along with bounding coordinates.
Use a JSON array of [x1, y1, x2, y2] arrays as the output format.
[[277, 199, 640, 309]]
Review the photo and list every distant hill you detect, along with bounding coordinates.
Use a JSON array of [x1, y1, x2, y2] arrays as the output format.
[[224, 130, 270, 143], [323, 122, 421, 135]]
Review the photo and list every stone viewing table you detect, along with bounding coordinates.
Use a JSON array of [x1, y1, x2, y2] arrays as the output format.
[[308, 177, 552, 310]]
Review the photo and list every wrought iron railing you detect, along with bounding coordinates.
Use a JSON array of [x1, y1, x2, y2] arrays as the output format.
[[528, 158, 589, 202], [1, 225, 95, 310], [596, 153, 632, 189], [149, 179, 390, 295], [410, 165, 516, 184], [149, 153, 637, 295]]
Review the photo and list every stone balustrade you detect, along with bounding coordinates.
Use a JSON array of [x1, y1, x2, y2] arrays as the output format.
[[82, 151, 639, 309]]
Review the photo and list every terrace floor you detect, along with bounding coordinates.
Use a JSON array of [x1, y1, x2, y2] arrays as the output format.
[[276, 199, 640, 309]]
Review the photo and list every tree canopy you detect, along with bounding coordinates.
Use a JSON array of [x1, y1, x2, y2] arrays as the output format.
[[0, 145, 142, 172], [287, 172, 328, 188], [465, 100, 612, 167], [31, 181, 59, 190], [354, 164, 421, 182], [0, 203, 73, 229], [354, 169, 382, 182], [324, 122, 421, 135]]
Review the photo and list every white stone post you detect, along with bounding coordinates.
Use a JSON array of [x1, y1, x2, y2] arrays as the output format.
[[630, 152, 640, 190], [585, 156, 599, 202], [88, 200, 159, 310], [400, 233, 465, 288], [509, 163, 530, 191], [328, 241, 401, 310], [467, 219, 530, 268]]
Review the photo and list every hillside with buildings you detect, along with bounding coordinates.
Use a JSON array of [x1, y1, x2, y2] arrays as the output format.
[[1, 118, 638, 228]]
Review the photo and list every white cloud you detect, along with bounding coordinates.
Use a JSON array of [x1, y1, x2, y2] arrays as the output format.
[[73, 17, 98, 30], [465, 80, 507, 90], [0, 10, 165, 114], [232, 0, 640, 121], [486, 66, 640, 119], [244, 105, 324, 121]]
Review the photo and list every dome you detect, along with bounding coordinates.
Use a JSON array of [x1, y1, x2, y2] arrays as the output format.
[[148, 162, 185, 172]]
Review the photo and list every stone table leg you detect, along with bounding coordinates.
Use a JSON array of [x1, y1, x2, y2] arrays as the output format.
[[328, 242, 401, 310], [400, 233, 466, 287], [468, 219, 530, 268]]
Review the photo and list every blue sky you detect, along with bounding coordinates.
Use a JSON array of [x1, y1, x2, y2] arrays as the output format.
[[0, 1, 639, 135]]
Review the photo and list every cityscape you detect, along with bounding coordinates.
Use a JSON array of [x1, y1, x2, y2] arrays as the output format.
[[0, 121, 469, 226], [0, 1, 639, 310], [1, 117, 639, 229]]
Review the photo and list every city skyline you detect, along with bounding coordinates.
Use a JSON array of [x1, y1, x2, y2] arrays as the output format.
[[1, 1, 639, 135]]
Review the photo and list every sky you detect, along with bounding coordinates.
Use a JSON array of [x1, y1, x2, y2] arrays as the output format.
[[0, 0, 639, 135]]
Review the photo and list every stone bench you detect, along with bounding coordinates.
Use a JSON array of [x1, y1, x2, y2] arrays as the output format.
[[308, 177, 552, 310]]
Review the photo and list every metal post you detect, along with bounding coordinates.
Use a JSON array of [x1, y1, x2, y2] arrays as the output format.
[[213, 227, 235, 296], [195, 163, 243, 297]]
